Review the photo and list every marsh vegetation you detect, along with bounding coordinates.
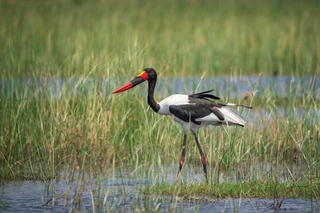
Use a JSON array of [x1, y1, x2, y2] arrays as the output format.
[[0, 0, 320, 212]]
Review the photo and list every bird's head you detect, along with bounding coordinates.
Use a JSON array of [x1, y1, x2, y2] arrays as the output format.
[[112, 68, 157, 94]]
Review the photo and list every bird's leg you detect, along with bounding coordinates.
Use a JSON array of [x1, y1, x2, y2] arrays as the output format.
[[192, 132, 207, 178], [177, 134, 187, 178]]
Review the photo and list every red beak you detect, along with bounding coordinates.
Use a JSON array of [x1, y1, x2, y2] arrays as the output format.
[[112, 72, 148, 94], [112, 82, 134, 94]]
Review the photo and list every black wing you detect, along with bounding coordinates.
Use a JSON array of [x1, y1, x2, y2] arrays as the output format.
[[169, 94, 225, 125]]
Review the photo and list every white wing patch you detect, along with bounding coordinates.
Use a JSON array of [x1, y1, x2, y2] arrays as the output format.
[[195, 113, 220, 122], [196, 106, 245, 126]]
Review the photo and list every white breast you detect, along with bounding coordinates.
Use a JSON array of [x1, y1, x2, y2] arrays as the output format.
[[157, 94, 189, 115]]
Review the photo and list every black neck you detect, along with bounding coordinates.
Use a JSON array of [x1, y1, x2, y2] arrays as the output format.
[[147, 77, 160, 113]]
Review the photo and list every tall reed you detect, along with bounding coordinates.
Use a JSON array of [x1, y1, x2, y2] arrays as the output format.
[[0, 76, 319, 181]]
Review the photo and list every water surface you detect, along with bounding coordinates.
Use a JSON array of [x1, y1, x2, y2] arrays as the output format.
[[1, 165, 318, 212]]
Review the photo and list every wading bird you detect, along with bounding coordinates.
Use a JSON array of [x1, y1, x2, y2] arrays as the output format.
[[113, 68, 251, 178]]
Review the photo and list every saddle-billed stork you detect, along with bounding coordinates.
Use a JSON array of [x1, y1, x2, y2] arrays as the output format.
[[113, 68, 251, 178]]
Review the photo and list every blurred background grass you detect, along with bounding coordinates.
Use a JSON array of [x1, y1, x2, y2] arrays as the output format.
[[1, 0, 319, 78]]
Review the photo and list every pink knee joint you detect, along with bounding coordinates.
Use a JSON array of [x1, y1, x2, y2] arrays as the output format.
[[180, 157, 185, 167], [201, 155, 206, 165]]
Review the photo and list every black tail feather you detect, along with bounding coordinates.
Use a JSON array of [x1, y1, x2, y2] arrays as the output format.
[[219, 103, 253, 109], [190, 89, 220, 100], [232, 104, 253, 109], [190, 90, 253, 109]]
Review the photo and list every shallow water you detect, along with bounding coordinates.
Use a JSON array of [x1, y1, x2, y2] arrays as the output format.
[[1, 75, 319, 99], [1, 180, 318, 213], [1, 165, 318, 212], [244, 106, 320, 127]]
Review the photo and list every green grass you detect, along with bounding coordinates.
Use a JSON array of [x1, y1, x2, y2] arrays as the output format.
[[1, 1, 320, 210], [0, 0, 320, 78], [0, 80, 319, 211], [0, 76, 319, 182]]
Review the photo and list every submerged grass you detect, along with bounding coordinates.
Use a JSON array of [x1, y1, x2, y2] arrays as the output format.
[[1, 0, 320, 78], [144, 181, 320, 199]]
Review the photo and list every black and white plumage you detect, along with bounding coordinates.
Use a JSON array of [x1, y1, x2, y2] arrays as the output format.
[[113, 68, 251, 179], [158, 91, 246, 132]]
